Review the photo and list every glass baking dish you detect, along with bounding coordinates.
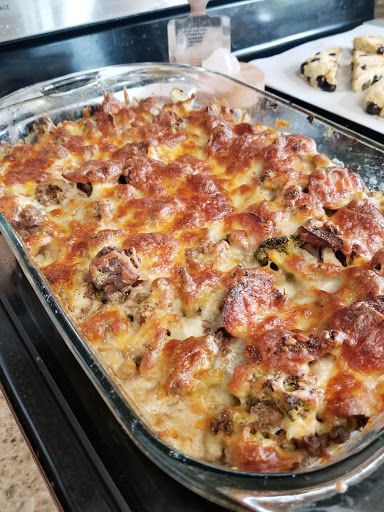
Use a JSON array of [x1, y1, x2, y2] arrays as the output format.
[[1, 63, 384, 512]]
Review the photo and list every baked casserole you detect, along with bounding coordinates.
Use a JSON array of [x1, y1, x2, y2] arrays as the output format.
[[1, 90, 384, 472]]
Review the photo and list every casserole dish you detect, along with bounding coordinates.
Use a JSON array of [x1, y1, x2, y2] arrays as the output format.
[[1, 63, 384, 511]]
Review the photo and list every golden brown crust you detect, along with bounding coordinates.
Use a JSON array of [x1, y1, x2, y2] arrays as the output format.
[[1, 92, 384, 473]]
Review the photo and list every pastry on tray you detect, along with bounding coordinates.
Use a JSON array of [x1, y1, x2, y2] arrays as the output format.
[[300, 48, 342, 91], [353, 35, 384, 55], [352, 50, 384, 92], [364, 76, 384, 116]]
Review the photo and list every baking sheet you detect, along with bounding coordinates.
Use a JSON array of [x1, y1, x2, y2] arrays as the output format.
[[250, 20, 384, 135]]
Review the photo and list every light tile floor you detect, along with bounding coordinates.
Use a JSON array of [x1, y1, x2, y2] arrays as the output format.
[[0, 389, 57, 511]]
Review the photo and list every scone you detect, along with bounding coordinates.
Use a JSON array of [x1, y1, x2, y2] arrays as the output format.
[[351, 50, 384, 92], [364, 77, 384, 117], [354, 36, 384, 55], [300, 48, 342, 91]]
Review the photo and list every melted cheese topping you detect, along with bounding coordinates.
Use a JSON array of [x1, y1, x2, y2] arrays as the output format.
[[1, 92, 384, 473]]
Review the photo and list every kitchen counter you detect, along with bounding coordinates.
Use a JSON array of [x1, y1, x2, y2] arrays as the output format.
[[0, 389, 57, 511]]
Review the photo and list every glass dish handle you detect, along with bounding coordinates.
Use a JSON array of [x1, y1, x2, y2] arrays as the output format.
[[218, 446, 384, 512], [219, 485, 340, 512], [40, 71, 100, 96]]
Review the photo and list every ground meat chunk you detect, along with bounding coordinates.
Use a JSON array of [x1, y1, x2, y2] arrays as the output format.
[[63, 159, 123, 183], [89, 246, 140, 301], [248, 399, 284, 430], [295, 433, 325, 456], [248, 326, 345, 370], [210, 409, 233, 435], [295, 426, 350, 457], [36, 183, 63, 205], [298, 200, 384, 261], [326, 425, 352, 444], [299, 220, 343, 252], [15, 205, 46, 234]]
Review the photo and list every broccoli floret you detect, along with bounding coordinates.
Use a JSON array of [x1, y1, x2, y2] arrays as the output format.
[[285, 272, 296, 283], [254, 246, 269, 266], [290, 234, 305, 248], [95, 289, 107, 303], [264, 236, 289, 251], [285, 395, 309, 420], [254, 236, 289, 266], [283, 376, 300, 392]]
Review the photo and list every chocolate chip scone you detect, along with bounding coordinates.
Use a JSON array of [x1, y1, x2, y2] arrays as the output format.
[[351, 50, 384, 92], [354, 36, 384, 55], [364, 77, 384, 116], [300, 48, 342, 92]]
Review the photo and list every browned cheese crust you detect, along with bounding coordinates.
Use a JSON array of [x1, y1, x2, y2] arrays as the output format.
[[1, 92, 384, 472]]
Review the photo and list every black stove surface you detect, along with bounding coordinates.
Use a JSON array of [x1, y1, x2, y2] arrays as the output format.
[[0, 1, 382, 510]]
